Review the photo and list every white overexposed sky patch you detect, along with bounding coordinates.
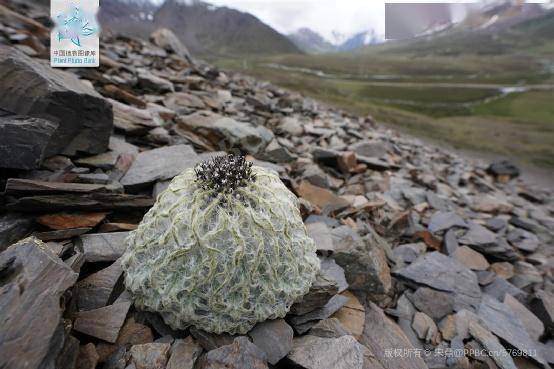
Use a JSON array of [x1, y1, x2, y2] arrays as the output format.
[[205, 0, 387, 43]]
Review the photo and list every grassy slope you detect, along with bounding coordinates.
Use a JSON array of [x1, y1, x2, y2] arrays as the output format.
[[211, 12, 554, 168]]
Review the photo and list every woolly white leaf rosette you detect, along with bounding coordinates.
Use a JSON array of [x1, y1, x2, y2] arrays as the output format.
[[121, 164, 319, 334]]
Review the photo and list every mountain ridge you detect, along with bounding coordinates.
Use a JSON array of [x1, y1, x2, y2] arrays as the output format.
[[99, 0, 300, 56], [288, 28, 381, 54]]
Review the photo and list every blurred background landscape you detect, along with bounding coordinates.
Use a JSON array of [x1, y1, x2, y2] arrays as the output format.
[[100, 0, 554, 172]]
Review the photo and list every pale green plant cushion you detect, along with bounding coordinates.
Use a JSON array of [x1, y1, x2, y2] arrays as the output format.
[[122, 163, 319, 334]]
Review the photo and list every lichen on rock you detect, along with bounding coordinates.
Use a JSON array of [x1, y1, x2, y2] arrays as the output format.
[[122, 155, 320, 334]]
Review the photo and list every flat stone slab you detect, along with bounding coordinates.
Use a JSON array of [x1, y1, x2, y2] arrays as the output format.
[[289, 271, 338, 316], [0, 45, 113, 156], [0, 114, 58, 170], [78, 232, 129, 262], [0, 237, 78, 369], [459, 222, 497, 246], [394, 251, 481, 311], [478, 295, 547, 367], [309, 318, 350, 339], [288, 335, 373, 369], [504, 294, 544, 341], [407, 287, 454, 320], [176, 111, 273, 155], [196, 336, 268, 369], [166, 337, 202, 369], [360, 302, 428, 369], [76, 259, 123, 310], [7, 193, 154, 212], [469, 321, 517, 369], [129, 342, 171, 369], [0, 213, 34, 251], [427, 211, 467, 233], [121, 144, 199, 190], [5, 178, 119, 195], [73, 302, 131, 343], [290, 295, 350, 334], [248, 319, 293, 365]]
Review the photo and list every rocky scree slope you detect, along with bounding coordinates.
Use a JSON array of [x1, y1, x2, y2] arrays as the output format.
[[0, 3, 553, 369]]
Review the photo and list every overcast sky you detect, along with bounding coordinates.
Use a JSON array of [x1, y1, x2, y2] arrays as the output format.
[[147, 0, 553, 43], [206, 0, 386, 43]]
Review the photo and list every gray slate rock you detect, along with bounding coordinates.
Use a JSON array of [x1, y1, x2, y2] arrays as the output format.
[[332, 227, 392, 296], [4, 178, 120, 195], [407, 287, 454, 320], [486, 217, 508, 232], [360, 302, 428, 369], [412, 312, 438, 343], [468, 238, 518, 261], [0, 213, 34, 252], [392, 294, 423, 349], [166, 337, 202, 369], [6, 193, 153, 213], [530, 291, 554, 336], [504, 294, 544, 341], [320, 256, 348, 293], [129, 342, 171, 369], [507, 228, 540, 252], [256, 139, 295, 163], [288, 335, 374, 369], [0, 237, 78, 369], [478, 295, 547, 367], [393, 242, 426, 264], [73, 302, 132, 343], [469, 321, 517, 369], [121, 145, 199, 190], [196, 336, 268, 369], [428, 211, 467, 233], [0, 45, 113, 156], [306, 221, 334, 252], [290, 294, 350, 334], [150, 28, 192, 61], [350, 140, 388, 158], [443, 229, 459, 255], [308, 318, 350, 339], [394, 251, 481, 311], [487, 160, 520, 178], [78, 232, 129, 262], [289, 271, 338, 315], [482, 277, 527, 302], [76, 259, 123, 310], [189, 328, 236, 351], [176, 111, 273, 154], [248, 319, 293, 365], [137, 70, 174, 93], [459, 222, 497, 246], [0, 114, 58, 169]]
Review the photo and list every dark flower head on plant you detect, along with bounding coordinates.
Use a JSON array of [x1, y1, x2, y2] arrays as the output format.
[[194, 154, 256, 195]]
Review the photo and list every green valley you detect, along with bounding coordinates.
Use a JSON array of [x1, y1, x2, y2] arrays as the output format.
[[211, 11, 554, 168]]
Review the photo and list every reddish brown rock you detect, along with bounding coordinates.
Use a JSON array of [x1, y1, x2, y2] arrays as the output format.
[[331, 291, 365, 339], [296, 181, 350, 212], [98, 222, 138, 233], [36, 212, 108, 230]]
